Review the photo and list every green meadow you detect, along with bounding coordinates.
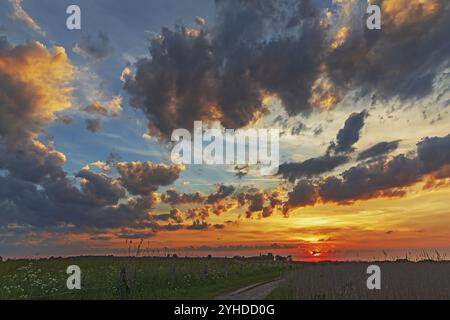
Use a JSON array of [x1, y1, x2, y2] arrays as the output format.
[[0, 256, 292, 300]]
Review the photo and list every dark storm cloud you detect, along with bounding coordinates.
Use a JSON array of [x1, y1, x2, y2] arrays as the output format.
[[162, 189, 206, 206], [417, 134, 450, 174], [31, 174, 157, 229], [123, 0, 327, 138], [205, 184, 236, 204], [318, 154, 419, 204], [0, 72, 36, 142], [357, 140, 400, 161], [329, 110, 368, 153], [186, 206, 210, 221], [234, 188, 280, 219], [325, 0, 450, 102], [283, 133, 450, 212], [283, 180, 318, 213], [0, 175, 55, 227], [0, 142, 66, 183], [115, 162, 184, 195], [0, 173, 155, 229], [245, 191, 265, 217], [124, 1, 450, 139], [75, 168, 126, 206], [277, 111, 368, 181], [73, 32, 114, 60], [85, 118, 102, 133], [278, 154, 349, 182]]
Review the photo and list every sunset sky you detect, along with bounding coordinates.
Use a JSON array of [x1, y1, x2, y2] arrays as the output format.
[[1, 0, 449, 260]]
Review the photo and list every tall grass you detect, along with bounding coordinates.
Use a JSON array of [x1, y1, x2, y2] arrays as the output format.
[[267, 259, 450, 300]]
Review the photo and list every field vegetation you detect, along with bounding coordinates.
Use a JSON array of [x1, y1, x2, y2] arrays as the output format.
[[267, 261, 450, 300], [0, 255, 292, 300]]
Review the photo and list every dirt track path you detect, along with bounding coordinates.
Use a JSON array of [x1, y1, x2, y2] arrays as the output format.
[[214, 279, 282, 300]]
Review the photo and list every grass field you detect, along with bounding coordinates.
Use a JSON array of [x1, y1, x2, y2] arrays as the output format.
[[267, 261, 450, 300], [0, 256, 293, 300], [1, 256, 449, 300]]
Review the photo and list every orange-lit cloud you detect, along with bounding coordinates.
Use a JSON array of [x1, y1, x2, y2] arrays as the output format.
[[84, 96, 123, 118], [330, 26, 350, 50], [0, 38, 74, 181], [0, 40, 74, 139], [380, 0, 442, 31]]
